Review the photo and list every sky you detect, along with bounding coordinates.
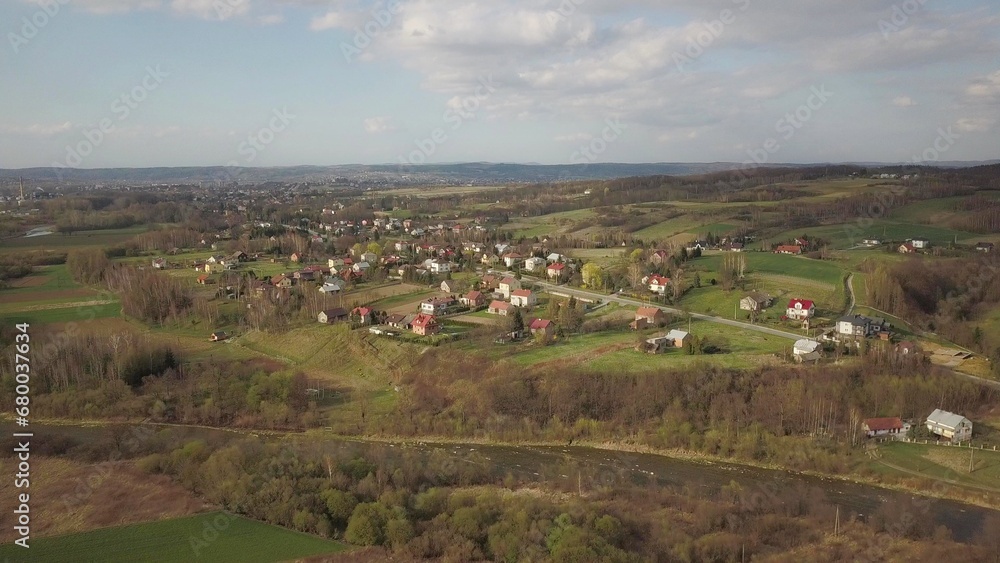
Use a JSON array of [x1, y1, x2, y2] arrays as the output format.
[[0, 0, 998, 169]]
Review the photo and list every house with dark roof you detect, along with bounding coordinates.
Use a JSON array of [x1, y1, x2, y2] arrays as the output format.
[[862, 417, 905, 438], [318, 308, 348, 324]]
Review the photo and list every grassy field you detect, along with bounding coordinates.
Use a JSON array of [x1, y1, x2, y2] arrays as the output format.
[[872, 442, 1000, 491], [765, 220, 981, 250], [0, 264, 121, 325], [688, 253, 846, 285], [501, 318, 789, 370], [0, 226, 151, 254], [0, 511, 348, 562]]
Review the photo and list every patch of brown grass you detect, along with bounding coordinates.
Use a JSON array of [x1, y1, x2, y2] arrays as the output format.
[[0, 456, 207, 542]]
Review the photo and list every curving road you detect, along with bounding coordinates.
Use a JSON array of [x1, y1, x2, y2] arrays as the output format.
[[528, 278, 807, 341]]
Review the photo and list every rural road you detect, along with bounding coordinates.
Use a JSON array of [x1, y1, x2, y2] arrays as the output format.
[[528, 278, 807, 342], [845, 273, 856, 315]]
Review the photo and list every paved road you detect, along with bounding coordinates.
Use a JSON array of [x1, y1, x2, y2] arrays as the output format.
[[530, 279, 807, 341]]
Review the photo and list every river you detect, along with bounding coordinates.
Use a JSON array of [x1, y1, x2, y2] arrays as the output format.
[[37, 424, 993, 543]]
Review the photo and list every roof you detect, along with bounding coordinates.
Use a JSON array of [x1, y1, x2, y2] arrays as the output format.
[[864, 417, 903, 432], [530, 318, 553, 330], [489, 300, 514, 311], [352, 307, 372, 316], [465, 290, 483, 300], [793, 339, 821, 354], [511, 289, 533, 298], [648, 275, 671, 285], [776, 245, 802, 253], [664, 329, 690, 340], [636, 307, 662, 318], [321, 307, 348, 318], [926, 409, 969, 429], [500, 276, 518, 285], [838, 314, 873, 326], [411, 314, 437, 328], [788, 298, 814, 309]]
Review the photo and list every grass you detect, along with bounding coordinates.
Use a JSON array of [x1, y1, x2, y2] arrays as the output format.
[[0, 301, 121, 325], [0, 511, 348, 563], [765, 220, 981, 250], [688, 253, 846, 286], [873, 442, 1000, 491], [0, 226, 152, 254]]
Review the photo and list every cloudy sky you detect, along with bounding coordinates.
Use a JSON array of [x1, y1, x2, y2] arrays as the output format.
[[1, 0, 998, 168]]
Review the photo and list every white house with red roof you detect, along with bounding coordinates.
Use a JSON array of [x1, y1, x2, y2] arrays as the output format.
[[488, 300, 515, 316], [510, 289, 537, 308], [546, 262, 566, 279], [786, 298, 815, 320], [647, 274, 671, 295]]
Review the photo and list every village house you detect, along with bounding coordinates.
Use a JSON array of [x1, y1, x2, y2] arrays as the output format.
[[775, 245, 802, 255], [319, 281, 343, 294], [895, 340, 920, 355], [290, 253, 301, 263], [786, 298, 815, 320], [480, 274, 500, 291], [649, 249, 670, 266], [647, 274, 671, 295], [911, 238, 931, 250], [230, 250, 248, 262], [631, 307, 666, 330], [503, 252, 523, 268], [429, 259, 452, 274], [328, 257, 345, 269], [529, 318, 555, 339], [271, 274, 293, 289], [925, 409, 973, 443], [411, 314, 440, 336], [197, 275, 211, 285], [792, 339, 822, 362], [488, 300, 515, 316], [352, 261, 371, 274], [546, 262, 566, 279], [686, 240, 709, 252], [386, 313, 415, 330], [898, 242, 916, 254], [461, 290, 486, 308], [524, 256, 546, 272], [209, 331, 228, 342], [421, 297, 456, 316], [499, 277, 521, 299], [510, 289, 537, 309], [440, 279, 459, 293], [317, 307, 349, 324], [862, 238, 882, 247], [740, 292, 772, 313], [976, 242, 995, 253], [862, 417, 906, 438], [644, 329, 691, 353], [836, 314, 889, 339], [359, 251, 377, 264], [351, 307, 376, 325], [152, 257, 166, 269]]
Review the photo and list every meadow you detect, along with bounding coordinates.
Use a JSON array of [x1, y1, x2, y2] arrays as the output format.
[[0, 512, 348, 563]]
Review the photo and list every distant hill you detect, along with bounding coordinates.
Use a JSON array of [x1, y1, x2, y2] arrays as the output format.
[[2, 160, 997, 186]]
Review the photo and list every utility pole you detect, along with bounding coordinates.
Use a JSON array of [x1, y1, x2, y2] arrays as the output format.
[[970, 448, 975, 473], [835, 506, 840, 536]]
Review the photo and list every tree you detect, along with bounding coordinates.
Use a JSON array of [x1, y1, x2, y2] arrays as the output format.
[[345, 502, 389, 546], [366, 242, 382, 256], [581, 263, 603, 289], [509, 308, 525, 334]]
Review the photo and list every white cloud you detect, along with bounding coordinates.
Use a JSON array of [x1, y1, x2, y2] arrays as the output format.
[[309, 10, 359, 31], [955, 117, 994, 132], [965, 70, 1000, 101], [171, 0, 249, 21], [0, 122, 73, 136], [363, 116, 395, 134], [892, 96, 917, 107]]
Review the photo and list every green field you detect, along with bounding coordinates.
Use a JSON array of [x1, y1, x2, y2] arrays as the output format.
[[0, 301, 121, 325], [871, 442, 1000, 491], [0, 512, 348, 563], [689, 252, 845, 285], [0, 226, 152, 254], [766, 220, 981, 250]]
